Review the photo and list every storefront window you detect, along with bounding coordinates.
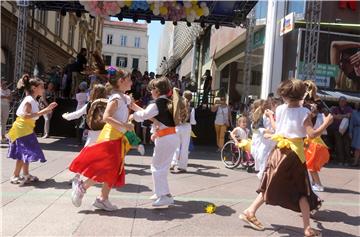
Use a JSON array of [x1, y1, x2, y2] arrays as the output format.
[[254, 0, 267, 20]]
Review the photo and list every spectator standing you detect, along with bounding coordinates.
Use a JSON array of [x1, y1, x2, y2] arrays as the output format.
[[211, 96, 232, 151], [1, 79, 11, 143], [71, 48, 88, 97], [40, 82, 57, 138], [349, 102, 360, 166], [201, 70, 212, 106], [330, 96, 352, 165]]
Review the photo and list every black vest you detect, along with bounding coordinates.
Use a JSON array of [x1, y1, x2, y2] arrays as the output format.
[[155, 98, 175, 127]]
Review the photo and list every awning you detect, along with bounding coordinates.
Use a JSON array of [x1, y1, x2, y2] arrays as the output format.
[[318, 90, 360, 103], [31, 1, 258, 27]]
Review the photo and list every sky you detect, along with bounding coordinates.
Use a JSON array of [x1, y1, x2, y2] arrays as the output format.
[[110, 17, 164, 73]]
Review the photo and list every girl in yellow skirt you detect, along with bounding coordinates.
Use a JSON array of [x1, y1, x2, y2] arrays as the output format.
[[239, 79, 333, 237], [69, 68, 134, 211], [7, 75, 57, 184]]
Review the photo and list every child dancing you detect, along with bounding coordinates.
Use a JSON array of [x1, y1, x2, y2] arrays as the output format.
[[132, 77, 180, 207], [69, 69, 134, 211], [7, 76, 57, 184], [239, 79, 333, 237]]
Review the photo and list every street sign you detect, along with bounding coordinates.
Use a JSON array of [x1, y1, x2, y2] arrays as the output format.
[[280, 12, 295, 36]]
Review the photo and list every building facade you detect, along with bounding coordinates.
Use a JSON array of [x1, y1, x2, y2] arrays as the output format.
[[1, 1, 103, 84], [102, 21, 148, 73]]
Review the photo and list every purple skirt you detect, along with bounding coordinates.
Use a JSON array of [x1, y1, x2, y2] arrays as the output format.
[[8, 133, 46, 163]]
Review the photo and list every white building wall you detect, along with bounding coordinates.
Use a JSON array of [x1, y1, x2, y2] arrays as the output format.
[[102, 21, 148, 73]]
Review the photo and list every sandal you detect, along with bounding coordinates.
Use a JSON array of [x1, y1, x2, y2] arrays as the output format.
[[239, 213, 265, 231], [23, 174, 39, 183], [304, 228, 321, 237], [10, 176, 24, 184]]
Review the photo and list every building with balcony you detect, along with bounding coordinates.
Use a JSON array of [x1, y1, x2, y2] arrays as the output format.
[[102, 20, 148, 73], [1, 1, 103, 83]]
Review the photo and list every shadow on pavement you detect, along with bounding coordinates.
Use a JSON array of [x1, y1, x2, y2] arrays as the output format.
[[312, 209, 360, 226], [79, 200, 236, 221], [22, 178, 71, 189], [323, 187, 360, 195], [125, 164, 152, 176], [39, 138, 81, 153], [271, 224, 356, 237], [115, 183, 152, 193]]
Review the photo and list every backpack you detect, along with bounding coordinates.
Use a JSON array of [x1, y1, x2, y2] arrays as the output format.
[[86, 99, 108, 130], [171, 87, 188, 126]]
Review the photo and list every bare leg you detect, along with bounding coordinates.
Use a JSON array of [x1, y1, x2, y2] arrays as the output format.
[[14, 160, 24, 177], [243, 192, 265, 216], [100, 183, 111, 200], [83, 179, 97, 190], [310, 171, 322, 186], [22, 163, 30, 176], [299, 196, 318, 236]]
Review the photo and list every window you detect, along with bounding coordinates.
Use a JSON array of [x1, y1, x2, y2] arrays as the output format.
[[120, 35, 127, 47], [116, 57, 128, 68], [55, 12, 63, 37], [68, 25, 75, 47], [36, 10, 47, 25], [134, 37, 141, 48], [132, 58, 139, 69], [104, 55, 112, 66], [107, 34, 113, 45]]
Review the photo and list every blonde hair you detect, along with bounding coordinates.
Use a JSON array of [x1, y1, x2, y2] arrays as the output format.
[[251, 99, 265, 124]]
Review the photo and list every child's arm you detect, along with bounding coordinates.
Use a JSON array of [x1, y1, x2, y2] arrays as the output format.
[[62, 104, 87, 121], [22, 102, 57, 119], [230, 128, 239, 145], [304, 113, 333, 139], [132, 103, 159, 122]]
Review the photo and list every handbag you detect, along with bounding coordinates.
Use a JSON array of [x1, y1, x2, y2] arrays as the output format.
[[339, 117, 349, 135]]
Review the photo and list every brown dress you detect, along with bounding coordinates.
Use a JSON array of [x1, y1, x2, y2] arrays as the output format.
[[257, 147, 322, 212]]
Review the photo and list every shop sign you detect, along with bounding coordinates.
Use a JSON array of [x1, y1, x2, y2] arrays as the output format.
[[298, 62, 340, 87], [280, 12, 295, 36], [252, 28, 265, 49]]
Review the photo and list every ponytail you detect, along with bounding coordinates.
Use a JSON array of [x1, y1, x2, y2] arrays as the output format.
[[17, 74, 43, 94]]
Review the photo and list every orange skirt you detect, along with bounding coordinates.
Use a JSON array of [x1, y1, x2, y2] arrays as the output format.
[[69, 138, 126, 187], [305, 142, 329, 172]]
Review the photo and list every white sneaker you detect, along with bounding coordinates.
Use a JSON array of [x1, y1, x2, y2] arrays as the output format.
[[152, 195, 174, 207], [71, 181, 85, 207], [93, 198, 118, 211], [72, 174, 80, 191], [10, 176, 24, 184], [137, 144, 145, 156], [312, 184, 325, 192], [149, 194, 158, 200]]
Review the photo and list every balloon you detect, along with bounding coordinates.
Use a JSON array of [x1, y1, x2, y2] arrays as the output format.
[[184, 2, 192, 8], [196, 8, 203, 16], [200, 2, 207, 8], [117, 1, 125, 8], [153, 8, 160, 16], [124, 1, 132, 7], [203, 7, 210, 16], [187, 14, 195, 22], [160, 6, 168, 15], [185, 7, 191, 16]]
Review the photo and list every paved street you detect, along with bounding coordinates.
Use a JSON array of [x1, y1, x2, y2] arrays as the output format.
[[1, 137, 359, 237]]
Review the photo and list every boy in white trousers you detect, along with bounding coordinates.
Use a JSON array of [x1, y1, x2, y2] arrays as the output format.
[[132, 77, 180, 207], [171, 91, 196, 173]]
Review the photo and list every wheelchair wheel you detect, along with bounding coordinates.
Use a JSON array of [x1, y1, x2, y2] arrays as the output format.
[[221, 141, 241, 169]]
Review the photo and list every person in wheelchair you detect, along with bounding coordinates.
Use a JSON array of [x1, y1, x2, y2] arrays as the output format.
[[229, 115, 251, 153]]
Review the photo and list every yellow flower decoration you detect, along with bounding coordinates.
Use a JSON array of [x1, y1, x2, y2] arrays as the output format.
[[204, 203, 216, 214]]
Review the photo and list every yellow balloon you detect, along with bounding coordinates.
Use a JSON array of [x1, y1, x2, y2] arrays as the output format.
[[196, 8, 203, 16], [150, 3, 155, 11], [125, 1, 132, 7], [160, 6, 168, 15], [185, 8, 191, 16]]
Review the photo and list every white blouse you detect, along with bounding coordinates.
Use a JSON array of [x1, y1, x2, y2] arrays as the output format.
[[16, 96, 40, 120], [215, 106, 229, 125], [275, 104, 310, 138], [108, 93, 131, 124]]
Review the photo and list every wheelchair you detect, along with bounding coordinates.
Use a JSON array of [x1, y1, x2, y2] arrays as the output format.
[[220, 131, 254, 170]]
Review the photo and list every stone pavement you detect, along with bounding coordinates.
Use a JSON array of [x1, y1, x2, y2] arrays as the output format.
[[1, 137, 359, 237]]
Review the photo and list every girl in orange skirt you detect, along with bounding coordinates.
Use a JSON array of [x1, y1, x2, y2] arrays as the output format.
[[305, 105, 330, 192], [239, 79, 333, 237], [70, 68, 134, 211]]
